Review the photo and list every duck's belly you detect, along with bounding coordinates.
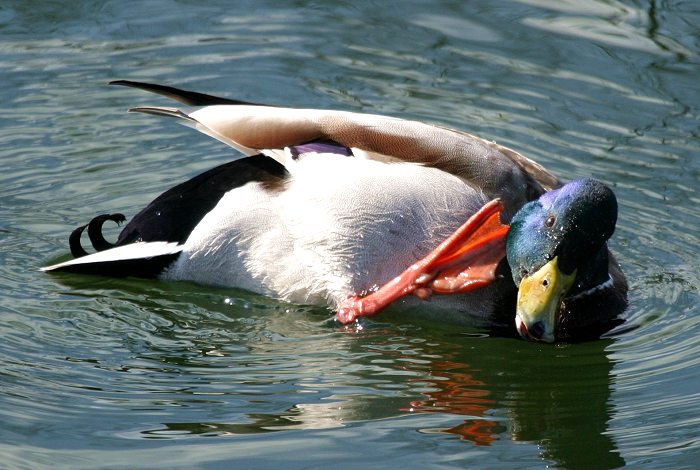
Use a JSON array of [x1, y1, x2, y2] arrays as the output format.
[[162, 154, 490, 309]]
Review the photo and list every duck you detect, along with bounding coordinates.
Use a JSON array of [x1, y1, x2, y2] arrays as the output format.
[[42, 80, 628, 342]]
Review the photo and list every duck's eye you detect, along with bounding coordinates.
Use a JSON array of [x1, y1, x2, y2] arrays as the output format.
[[545, 215, 556, 228]]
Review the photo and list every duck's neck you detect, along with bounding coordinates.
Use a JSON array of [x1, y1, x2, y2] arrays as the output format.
[[566, 246, 612, 300]]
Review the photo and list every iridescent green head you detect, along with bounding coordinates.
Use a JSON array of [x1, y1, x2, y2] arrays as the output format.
[[506, 179, 618, 342]]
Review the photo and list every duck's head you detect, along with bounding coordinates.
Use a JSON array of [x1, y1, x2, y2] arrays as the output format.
[[506, 179, 619, 342]]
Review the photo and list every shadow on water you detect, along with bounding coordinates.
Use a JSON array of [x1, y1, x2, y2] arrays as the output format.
[[337, 327, 625, 469], [49, 274, 625, 468]]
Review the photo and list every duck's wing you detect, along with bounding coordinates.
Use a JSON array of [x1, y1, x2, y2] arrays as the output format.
[[110, 80, 559, 218], [114, 156, 288, 246]]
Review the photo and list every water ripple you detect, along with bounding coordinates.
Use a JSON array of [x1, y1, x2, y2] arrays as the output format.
[[1, 0, 699, 468]]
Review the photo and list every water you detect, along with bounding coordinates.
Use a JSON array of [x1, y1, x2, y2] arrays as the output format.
[[1, 0, 698, 468]]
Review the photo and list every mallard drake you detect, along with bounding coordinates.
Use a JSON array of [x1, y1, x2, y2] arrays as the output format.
[[43, 81, 628, 342]]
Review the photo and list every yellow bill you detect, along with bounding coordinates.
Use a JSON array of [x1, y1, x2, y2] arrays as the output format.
[[515, 256, 576, 342]]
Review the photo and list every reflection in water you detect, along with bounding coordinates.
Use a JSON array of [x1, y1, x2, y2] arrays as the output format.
[[395, 338, 623, 469], [501, 343, 623, 469], [403, 360, 503, 446], [142, 334, 622, 467], [90, 283, 623, 468]]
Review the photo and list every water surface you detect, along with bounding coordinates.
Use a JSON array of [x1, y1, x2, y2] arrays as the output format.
[[1, 1, 699, 468]]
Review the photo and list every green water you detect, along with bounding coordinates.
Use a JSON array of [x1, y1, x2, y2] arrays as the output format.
[[1, 1, 698, 468]]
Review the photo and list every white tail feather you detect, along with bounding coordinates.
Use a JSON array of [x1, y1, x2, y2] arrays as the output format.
[[42, 241, 182, 272]]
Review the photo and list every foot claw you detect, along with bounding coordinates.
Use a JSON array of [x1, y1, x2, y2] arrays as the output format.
[[413, 287, 432, 301], [336, 297, 363, 324]]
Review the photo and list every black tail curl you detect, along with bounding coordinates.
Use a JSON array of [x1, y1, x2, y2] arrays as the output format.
[[69, 213, 126, 258]]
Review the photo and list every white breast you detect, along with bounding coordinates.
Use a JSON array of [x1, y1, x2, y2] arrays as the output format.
[[162, 154, 488, 308]]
